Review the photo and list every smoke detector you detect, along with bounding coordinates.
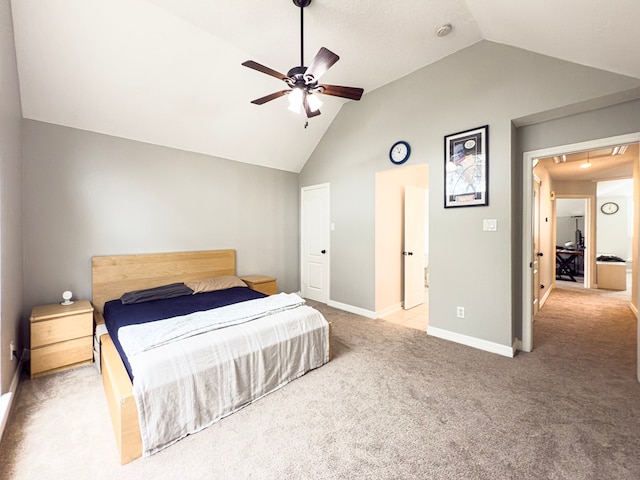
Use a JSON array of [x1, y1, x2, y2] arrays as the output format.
[[436, 24, 452, 37]]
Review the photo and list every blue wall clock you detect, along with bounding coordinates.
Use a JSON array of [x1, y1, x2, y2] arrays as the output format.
[[389, 141, 411, 164]]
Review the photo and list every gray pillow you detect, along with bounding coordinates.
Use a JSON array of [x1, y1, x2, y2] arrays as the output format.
[[120, 283, 194, 304]]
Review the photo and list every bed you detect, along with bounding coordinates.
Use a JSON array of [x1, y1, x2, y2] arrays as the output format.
[[92, 250, 331, 464]]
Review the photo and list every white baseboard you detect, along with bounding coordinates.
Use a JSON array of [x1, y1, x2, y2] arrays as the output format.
[[539, 284, 553, 308], [0, 357, 24, 442], [327, 300, 377, 319], [427, 326, 515, 358]]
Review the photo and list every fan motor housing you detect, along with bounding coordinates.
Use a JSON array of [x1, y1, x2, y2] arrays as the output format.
[[286, 66, 318, 89], [293, 0, 312, 7], [287, 66, 307, 78]]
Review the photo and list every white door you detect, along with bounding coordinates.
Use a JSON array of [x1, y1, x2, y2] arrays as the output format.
[[403, 185, 425, 309], [301, 184, 330, 303]]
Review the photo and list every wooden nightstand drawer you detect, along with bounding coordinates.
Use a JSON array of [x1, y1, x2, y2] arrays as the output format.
[[31, 336, 93, 377], [242, 276, 277, 295], [31, 312, 92, 348], [30, 300, 94, 378]]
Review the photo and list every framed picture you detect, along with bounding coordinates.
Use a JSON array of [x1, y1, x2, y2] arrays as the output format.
[[444, 125, 489, 208]]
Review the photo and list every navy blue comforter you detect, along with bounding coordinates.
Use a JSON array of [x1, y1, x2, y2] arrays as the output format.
[[103, 286, 267, 379]]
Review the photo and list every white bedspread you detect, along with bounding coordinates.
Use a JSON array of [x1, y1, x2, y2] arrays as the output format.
[[118, 293, 306, 355], [118, 297, 329, 457]]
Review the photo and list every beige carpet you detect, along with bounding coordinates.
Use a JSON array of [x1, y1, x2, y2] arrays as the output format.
[[1, 289, 639, 479]]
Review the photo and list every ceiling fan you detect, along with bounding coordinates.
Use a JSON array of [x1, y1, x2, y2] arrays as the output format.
[[242, 0, 364, 118]]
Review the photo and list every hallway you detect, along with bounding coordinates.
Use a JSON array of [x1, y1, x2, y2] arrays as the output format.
[[534, 277, 636, 366], [554, 270, 632, 300]]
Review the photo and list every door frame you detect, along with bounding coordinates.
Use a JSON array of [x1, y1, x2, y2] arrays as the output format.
[[522, 132, 640, 353]]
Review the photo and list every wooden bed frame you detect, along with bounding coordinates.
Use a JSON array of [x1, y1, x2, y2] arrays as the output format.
[[92, 249, 331, 465], [93, 249, 239, 464]]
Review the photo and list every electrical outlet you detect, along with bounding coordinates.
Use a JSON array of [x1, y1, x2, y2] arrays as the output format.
[[10, 341, 15, 361], [456, 306, 465, 319]]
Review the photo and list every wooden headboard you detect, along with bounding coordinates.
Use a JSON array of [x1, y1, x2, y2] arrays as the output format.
[[91, 249, 236, 313]]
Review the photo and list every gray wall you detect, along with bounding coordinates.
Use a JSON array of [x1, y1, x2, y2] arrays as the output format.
[[0, 0, 24, 394], [22, 121, 300, 341], [301, 40, 640, 349], [518, 99, 640, 153]]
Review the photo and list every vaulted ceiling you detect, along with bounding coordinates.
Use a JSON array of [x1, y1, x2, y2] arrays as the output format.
[[10, 0, 640, 172]]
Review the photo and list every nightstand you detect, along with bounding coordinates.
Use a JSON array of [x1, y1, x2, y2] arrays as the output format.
[[241, 275, 278, 295], [30, 300, 94, 379]]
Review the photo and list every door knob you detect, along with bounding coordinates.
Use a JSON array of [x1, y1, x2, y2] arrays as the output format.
[[537, 252, 544, 257], [321, 250, 326, 254], [402, 251, 413, 256]]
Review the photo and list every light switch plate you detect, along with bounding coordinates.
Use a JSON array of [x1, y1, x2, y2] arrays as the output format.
[[483, 219, 497, 231]]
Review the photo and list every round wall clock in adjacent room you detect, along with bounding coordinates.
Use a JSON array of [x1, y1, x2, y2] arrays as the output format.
[[389, 141, 411, 165], [600, 202, 619, 215]]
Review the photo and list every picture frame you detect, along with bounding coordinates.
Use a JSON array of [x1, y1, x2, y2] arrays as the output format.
[[444, 125, 489, 208]]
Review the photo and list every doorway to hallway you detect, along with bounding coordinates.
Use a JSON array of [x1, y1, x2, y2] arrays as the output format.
[[522, 134, 639, 355], [375, 164, 429, 331]]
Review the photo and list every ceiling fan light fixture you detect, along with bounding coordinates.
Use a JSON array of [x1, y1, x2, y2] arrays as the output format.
[[242, 0, 363, 119], [288, 103, 301, 114], [307, 93, 323, 112], [288, 87, 305, 113], [580, 159, 592, 169]]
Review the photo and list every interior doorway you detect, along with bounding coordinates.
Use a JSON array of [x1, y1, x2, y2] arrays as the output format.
[[522, 133, 640, 355], [555, 198, 589, 288], [375, 164, 429, 330]]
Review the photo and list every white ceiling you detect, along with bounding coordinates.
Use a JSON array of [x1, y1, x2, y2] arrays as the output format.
[[538, 143, 638, 183], [542, 143, 636, 218], [10, 0, 640, 172]]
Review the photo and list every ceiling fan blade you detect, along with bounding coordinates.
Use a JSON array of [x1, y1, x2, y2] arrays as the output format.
[[250, 90, 290, 105], [304, 47, 339, 82], [318, 84, 364, 101], [242, 60, 289, 81], [303, 95, 321, 118]]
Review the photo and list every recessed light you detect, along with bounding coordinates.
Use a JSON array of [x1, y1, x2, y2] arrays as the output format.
[[436, 24, 452, 37], [612, 145, 628, 155]]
